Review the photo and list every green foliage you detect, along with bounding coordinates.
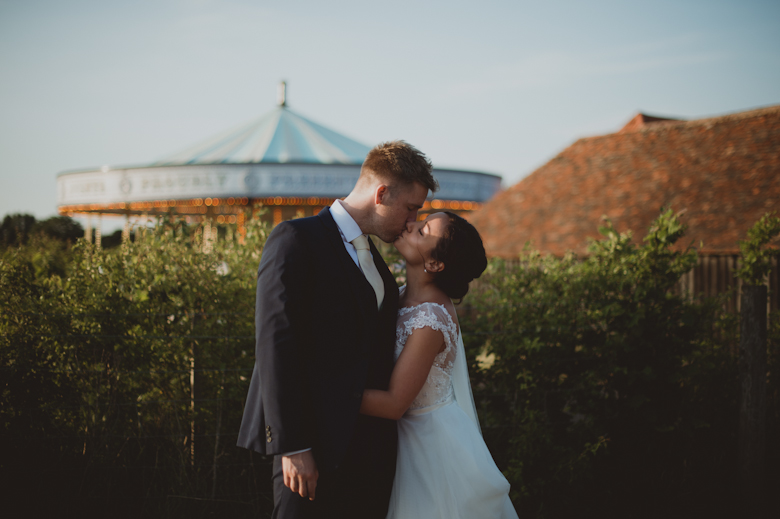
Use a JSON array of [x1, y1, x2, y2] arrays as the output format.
[[3, 209, 778, 517], [459, 209, 754, 517], [1, 213, 85, 248], [736, 212, 780, 286], [1, 232, 74, 279], [373, 236, 407, 286], [1, 213, 38, 247], [34, 215, 86, 244], [1, 215, 272, 517]]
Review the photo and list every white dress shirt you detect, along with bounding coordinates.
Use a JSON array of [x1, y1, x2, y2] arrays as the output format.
[[330, 199, 371, 270]]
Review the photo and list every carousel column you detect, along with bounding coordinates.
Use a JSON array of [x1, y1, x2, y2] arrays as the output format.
[[203, 213, 213, 254], [237, 211, 246, 245], [139, 214, 147, 242], [84, 216, 92, 244], [122, 214, 131, 245], [94, 214, 102, 250]]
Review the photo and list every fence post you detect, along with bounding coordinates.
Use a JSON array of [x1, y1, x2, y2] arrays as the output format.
[[211, 370, 225, 499], [738, 283, 767, 516], [190, 312, 196, 468]]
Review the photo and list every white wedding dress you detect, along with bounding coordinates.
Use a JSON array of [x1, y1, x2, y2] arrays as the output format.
[[387, 300, 518, 519]]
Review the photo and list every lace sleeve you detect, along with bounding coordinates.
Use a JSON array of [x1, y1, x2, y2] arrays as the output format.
[[397, 303, 458, 347], [396, 303, 461, 411]]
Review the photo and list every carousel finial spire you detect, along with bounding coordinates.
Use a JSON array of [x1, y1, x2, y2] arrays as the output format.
[[277, 81, 287, 107]]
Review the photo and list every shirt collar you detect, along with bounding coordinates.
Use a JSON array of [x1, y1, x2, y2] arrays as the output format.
[[330, 200, 364, 243]]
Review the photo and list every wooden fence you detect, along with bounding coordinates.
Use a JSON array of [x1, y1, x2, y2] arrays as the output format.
[[676, 255, 779, 313], [496, 255, 779, 313]]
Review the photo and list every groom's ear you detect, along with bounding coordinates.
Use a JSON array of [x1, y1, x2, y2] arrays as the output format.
[[374, 184, 390, 205]]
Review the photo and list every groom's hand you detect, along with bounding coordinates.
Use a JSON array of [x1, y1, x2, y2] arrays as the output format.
[[282, 450, 319, 500]]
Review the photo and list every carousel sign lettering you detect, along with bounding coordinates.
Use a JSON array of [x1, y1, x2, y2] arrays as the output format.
[[56, 164, 501, 207], [56, 164, 364, 205]]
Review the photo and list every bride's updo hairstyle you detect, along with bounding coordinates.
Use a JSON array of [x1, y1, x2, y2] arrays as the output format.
[[430, 212, 488, 301]]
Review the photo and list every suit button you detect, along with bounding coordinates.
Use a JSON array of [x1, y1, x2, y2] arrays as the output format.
[[353, 391, 363, 399]]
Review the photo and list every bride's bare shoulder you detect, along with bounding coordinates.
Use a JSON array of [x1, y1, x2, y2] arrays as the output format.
[[428, 293, 452, 309]]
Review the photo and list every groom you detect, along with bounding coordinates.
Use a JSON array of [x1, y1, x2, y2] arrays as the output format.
[[237, 141, 438, 518]]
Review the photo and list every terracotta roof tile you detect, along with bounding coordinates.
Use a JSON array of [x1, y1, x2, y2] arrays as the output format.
[[469, 105, 780, 257]]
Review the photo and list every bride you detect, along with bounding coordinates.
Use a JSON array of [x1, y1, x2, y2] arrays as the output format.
[[359, 211, 518, 519]]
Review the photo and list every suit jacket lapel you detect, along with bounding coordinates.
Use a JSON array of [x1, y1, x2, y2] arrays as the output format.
[[317, 208, 376, 318]]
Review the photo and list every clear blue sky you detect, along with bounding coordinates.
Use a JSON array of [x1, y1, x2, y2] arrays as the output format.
[[1, 0, 778, 229]]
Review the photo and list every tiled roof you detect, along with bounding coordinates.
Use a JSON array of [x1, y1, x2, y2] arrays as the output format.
[[468, 105, 780, 257], [618, 113, 679, 133]]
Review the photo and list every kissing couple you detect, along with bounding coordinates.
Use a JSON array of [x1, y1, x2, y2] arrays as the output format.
[[238, 141, 518, 519]]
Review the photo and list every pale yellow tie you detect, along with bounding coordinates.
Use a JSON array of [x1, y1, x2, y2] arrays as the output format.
[[351, 234, 385, 309]]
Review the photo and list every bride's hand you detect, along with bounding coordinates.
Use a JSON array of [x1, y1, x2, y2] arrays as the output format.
[[282, 450, 319, 500]]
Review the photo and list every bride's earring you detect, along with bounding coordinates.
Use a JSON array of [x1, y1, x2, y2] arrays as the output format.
[[424, 268, 428, 273]]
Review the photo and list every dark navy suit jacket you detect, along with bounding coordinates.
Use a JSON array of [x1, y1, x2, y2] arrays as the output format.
[[237, 207, 398, 475]]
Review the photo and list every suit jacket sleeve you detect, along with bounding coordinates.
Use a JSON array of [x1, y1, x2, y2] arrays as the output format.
[[239, 221, 316, 454]]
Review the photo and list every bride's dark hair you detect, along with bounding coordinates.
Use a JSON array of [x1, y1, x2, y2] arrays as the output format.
[[430, 212, 488, 301]]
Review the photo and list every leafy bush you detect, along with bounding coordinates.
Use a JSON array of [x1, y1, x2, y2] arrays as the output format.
[[2, 209, 777, 518], [736, 212, 780, 286], [1, 216, 272, 518], [1, 213, 85, 248], [459, 209, 772, 518]]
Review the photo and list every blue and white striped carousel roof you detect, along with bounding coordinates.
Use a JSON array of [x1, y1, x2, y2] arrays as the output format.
[[153, 105, 371, 166], [56, 84, 503, 209]]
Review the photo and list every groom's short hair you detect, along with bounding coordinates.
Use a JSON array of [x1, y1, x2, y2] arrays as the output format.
[[361, 140, 438, 193]]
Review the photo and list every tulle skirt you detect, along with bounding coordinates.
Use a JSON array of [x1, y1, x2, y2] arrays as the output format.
[[387, 399, 518, 519]]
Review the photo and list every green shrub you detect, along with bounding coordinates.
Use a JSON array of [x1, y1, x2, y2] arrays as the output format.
[[3, 209, 777, 518], [736, 212, 780, 286], [1, 215, 272, 518], [459, 209, 760, 518]]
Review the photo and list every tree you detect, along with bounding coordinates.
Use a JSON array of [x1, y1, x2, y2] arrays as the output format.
[[0, 213, 37, 247], [35, 215, 84, 244], [735, 212, 780, 517], [0, 213, 85, 248]]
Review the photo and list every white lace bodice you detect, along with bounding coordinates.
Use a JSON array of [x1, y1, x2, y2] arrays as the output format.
[[395, 301, 460, 411]]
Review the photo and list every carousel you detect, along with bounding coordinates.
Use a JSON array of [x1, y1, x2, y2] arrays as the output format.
[[57, 83, 502, 240]]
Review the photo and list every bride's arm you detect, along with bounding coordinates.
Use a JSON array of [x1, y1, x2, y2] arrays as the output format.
[[359, 327, 445, 420]]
